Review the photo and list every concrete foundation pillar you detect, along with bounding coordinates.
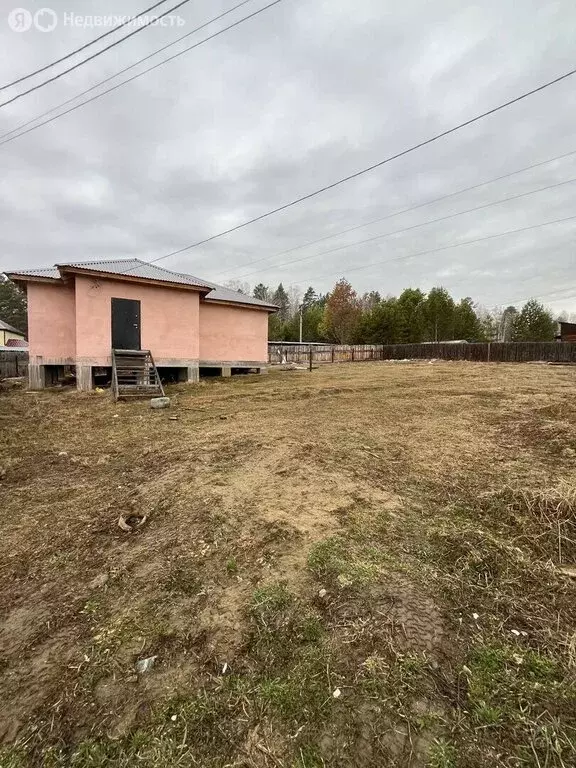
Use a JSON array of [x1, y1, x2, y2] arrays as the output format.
[[257, 367, 268, 375], [76, 365, 94, 392], [186, 365, 199, 383], [221, 366, 232, 378], [29, 364, 46, 390]]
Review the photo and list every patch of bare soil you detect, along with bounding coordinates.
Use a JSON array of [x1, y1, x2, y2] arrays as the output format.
[[1, 361, 576, 766]]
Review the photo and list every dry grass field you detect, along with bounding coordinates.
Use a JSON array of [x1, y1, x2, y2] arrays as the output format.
[[1, 361, 576, 767]]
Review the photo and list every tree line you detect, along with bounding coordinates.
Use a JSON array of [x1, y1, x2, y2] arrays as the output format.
[[0, 274, 565, 344], [240, 279, 562, 344]]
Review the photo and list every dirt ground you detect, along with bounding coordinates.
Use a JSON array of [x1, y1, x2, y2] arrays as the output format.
[[1, 361, 576, 767]]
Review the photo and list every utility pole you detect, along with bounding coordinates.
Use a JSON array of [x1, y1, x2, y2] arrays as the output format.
[[299, 303, 304, 343]]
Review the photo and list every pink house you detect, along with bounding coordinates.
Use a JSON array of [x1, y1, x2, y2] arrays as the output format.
[[6, 259, 276, 391]]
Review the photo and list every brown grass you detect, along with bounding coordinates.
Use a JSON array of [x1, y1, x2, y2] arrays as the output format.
[[1, 361, 576, 766]]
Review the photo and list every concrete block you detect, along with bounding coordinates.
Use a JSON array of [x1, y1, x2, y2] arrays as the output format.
[[150, 397, 171, 409], [221, 367, 232, 378], [150, 397, 170, 409]]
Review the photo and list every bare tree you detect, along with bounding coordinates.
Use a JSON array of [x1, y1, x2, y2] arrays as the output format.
[[286, 285, 303, 318], [223, 279, 251, 295]]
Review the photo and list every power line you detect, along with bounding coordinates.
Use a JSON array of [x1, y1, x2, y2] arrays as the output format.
[[503, 285, 576, 306], [0, 0, 284, 145], [0, 0, 175, 92], [216, 148, 576, 280], [0, 0, 256, 143], [143, 65, 576, 267], [0, 0, 195, 109], [449, 283, 575, 310], [228, 176, 576, 280], [294, 214, 576, 287], [428, 257, 576, 304]]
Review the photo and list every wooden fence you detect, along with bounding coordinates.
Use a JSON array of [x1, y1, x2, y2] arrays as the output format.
[[269, 344, 383, 364], [2, 345, 575, 379], [268, 342, 576, 365], [0, 350, 28, 379], [381, 342, 576, 363]]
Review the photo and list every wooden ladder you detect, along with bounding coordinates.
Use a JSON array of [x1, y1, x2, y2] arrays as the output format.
[[111, 349, 165, 401]]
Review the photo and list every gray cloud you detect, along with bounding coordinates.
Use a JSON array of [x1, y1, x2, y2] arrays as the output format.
[[1, 0, 575, 311]]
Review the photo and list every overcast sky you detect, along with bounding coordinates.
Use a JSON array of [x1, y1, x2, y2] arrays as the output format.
[[1, 0, 575, 311]]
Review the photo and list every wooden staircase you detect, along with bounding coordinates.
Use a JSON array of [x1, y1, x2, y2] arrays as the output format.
[[111, 349, 164, 400]]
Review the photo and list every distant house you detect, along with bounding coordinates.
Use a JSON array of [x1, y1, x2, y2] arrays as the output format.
[[6, 259, 277, 391], [557, 322, 576, 342], [0, 318, 26, 346], [5, 338, 28, 348]]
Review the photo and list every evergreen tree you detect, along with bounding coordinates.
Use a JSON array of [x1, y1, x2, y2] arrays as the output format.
[[272, 283, 290, 322], [512, 300, 556, 341], [396, 288, 426, 343], [282, 309, 304, 342], [303, 302, 326, 341], [453, 297, 483, 341], [423, 287, 455, 341], [356, 298, 398, 344], [302, 286, 317, 308], [268, 313, 285, 340], [0, 278, 27, 333], [253, 283, 270, 302]]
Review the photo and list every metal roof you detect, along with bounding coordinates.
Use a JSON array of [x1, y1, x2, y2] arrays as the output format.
[[6, 259, 277, 310], [200, 283, 278, 309], [6, 266, 59, 279], [57, 258, 212, 289], [0, 318, 24, 334]]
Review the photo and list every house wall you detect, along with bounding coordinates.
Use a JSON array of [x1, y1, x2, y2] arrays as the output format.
[[25, 276, 269, 374], [199, 302, 268, 364], [27, 281, 76, 362], [559, 323, 576, 342], [74, 275, 200, 365]]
